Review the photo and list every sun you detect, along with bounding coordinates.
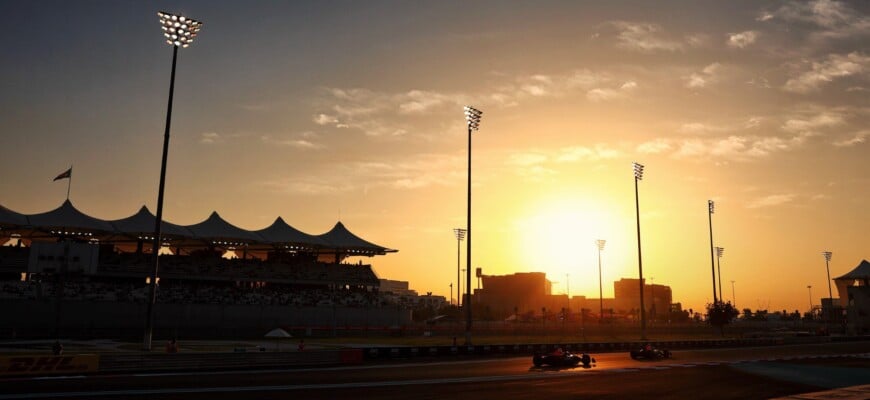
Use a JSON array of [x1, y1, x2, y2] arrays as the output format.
[[514, 197, 627, 296]]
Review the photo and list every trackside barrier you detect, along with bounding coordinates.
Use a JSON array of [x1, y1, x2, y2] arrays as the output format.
[[0, 355, 99, 377], [97, 349, 362, 374], [360, 338, 792, 360]]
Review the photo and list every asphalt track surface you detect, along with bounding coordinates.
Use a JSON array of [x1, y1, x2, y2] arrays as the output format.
[[2, 342, 868, 400]]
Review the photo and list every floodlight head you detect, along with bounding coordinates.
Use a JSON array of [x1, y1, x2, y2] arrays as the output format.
[[453, 228, 467, 240], [823, 251, 832, 262], [597, 239, 606, 250], [708, 200, 715, 214], [158, 11, 202, 48], [716, 247, 724, 257], [632, 162, 644, 180], [464, 106, 483, 130]]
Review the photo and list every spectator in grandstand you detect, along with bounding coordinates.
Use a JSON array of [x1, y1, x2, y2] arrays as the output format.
[[297, 339, 304, 352], [166, 338, 179, 353], [52, 340, 63, 355]]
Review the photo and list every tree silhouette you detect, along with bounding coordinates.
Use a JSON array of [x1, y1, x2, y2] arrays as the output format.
[[706, 301, 739, 335]]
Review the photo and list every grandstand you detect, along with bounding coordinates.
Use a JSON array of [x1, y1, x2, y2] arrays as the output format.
[[0, 200, 407, 339]]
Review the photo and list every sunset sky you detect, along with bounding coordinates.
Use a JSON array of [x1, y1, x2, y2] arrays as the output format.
[[1, 0, 867, 314]]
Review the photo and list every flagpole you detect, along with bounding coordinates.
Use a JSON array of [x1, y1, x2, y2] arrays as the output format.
[[66, 165, 72, 201]]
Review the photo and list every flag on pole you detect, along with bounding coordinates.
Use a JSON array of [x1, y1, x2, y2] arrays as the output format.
[[53, 167, 72, 181]]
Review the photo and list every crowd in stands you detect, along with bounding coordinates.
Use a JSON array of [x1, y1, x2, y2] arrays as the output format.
[[98, 253, 379, 286], [0, 279, 395, 308]]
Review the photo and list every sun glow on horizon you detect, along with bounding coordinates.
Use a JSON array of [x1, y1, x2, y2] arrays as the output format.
[[514, 196, 636, 298]]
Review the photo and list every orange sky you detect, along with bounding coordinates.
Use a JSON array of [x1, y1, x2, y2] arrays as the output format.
[[0, 1, 867, 313]]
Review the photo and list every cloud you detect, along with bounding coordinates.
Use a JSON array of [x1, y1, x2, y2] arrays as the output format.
[[260, 179, 355, 196], [744, 117, 764, 129], [746, 194, 796, 208], [678, 121, 727, 134], [685, 63, 722, 89], [200, 132, 221, 144], [832, 129, 869, 147], [260, 134, 324, 149], [710, 136, 749, 156], [669, 133, 807, 160], [556, 145, 621, 162], [398, 90, 451, 113], [313, 113, 339, 125], [759, 0, 870, 42], [610, 21, 684, 52], [314, 69, 610, 137], [261, 153, 466, 195], [685, 34, 710, 47], [636, 138, 672, 154], [781, 110, 845, 134], [727, 31, 759, 48], [586, 81, 637, 101], [783, 52, 869, 93]]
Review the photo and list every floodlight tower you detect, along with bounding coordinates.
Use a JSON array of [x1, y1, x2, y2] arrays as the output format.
[[807, 285, 813, 315], [453, 228, 466, 306], [596, 239, 606, 323], [823, 251, 833, 302], [632, 162, 647, 340], [715, 246, 725, 302], [145, 11, 203, 351], [707, 200, 718, 304], [463, 105, 482, 345]]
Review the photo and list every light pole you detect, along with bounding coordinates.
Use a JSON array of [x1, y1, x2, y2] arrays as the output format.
[[632, 161, 647, 340], [715, 246, 725, 302], [731, 280, 736, 309], [463, 105, 482, 345], [596, 239, 606, 323], [650, 277, 655, 323], [807, 285, 813, 315], [145, 11, 202, 351], [707, 200, 718, 304], [822, 251, 833, 301], [453, 228, 466, 306], [566, 273, 570, 298]]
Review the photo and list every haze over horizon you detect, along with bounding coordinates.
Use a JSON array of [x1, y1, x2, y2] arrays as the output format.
[[1, 0, 867, 315]]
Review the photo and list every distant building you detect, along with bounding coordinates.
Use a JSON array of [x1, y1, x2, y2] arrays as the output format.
[[613, 278, 673, 318], [569, 296, 617, 317], [476, 272, 677, 321], [477, 272, 565, 318], [379, 279, 417, 296]]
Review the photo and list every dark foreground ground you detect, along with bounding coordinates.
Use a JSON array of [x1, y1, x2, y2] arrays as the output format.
[[0, 342, 867, 400]]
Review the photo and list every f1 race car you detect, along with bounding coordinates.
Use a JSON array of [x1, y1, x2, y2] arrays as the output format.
[[629, 345, 672, 360], [532, 350, 595, 368]]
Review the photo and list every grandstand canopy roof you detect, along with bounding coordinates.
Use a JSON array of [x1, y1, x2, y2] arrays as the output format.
[[834, 259, 870, 280], [1, 200, 396, 255], [186, 211, 262, 243], [317, 222, 396, 254], [26, 200, 115, 233], [0, 204, 28, 227], [108, 206, 194, 238], [254, 217, 326, 247]]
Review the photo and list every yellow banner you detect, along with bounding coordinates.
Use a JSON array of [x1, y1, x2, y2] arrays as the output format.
[[0, 355, 99, 376]]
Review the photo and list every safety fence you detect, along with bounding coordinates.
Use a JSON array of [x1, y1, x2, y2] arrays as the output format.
[[361, 337, 787, 360]]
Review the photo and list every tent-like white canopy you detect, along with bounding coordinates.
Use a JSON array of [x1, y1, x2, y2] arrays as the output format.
[[108, 206, 194, 238], [0, 204, 28, 227], [26, 200, 115, 234], [833, 259, 870, 307], [254, 217, 326, 249], [1, 200, 396, 256]]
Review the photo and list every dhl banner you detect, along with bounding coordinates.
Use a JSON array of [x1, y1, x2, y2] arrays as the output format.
[[0, 354, 99, 376]]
